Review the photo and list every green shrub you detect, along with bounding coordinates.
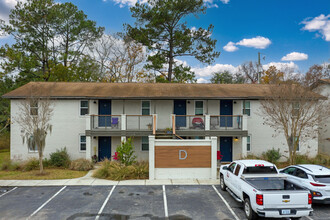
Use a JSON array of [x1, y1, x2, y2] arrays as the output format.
[[43, 158, 51, 168], [0, 157, 21, 171], [49, 147, 71, 168], [23, 158, 39, 171], [262, 148, 281, 164], [70, 159, 94, 171], [115, 138, 136, 166], [295, 153, 330, 166], [93, 159, 112, 178], [93, 160, 149, 181]]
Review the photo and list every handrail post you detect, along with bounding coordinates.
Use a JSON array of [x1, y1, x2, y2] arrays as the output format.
[[171, 114, 176, 134], [152, 114, 157, 135], [121, 114, 126, 131]]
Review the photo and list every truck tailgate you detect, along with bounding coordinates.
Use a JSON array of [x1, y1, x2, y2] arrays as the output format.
[[263, 191, 309, 209]]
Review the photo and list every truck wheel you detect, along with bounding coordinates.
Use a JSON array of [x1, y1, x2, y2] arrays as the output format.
[[244, 198, 258, 220], [220, 175, 226, 191]]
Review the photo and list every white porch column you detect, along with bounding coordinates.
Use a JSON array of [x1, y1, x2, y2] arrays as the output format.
[[242, 114, 247, 130], [121, 114, 126, 142], [242, 136, 247, 158], [211, 136, 217, 180], [86, 115, 91, 130], [149, 135, 155, 180], [205, 115, 210, 140], [86, 136, 92, 160]]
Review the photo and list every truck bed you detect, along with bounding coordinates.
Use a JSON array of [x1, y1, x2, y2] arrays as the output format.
[[242, 174, 305, 191]]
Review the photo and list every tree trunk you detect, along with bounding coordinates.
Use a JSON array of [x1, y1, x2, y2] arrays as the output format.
[[39, 152, 44, 174], [168, 37, 174, 82]]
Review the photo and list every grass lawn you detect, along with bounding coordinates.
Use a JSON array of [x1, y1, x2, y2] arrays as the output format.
[[0, 149, 88, 180], [0, 168, 88, 180], [0, 149, 10, 165]]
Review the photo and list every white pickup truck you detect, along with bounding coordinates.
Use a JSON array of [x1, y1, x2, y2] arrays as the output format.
[[219, 160, 313, 220]]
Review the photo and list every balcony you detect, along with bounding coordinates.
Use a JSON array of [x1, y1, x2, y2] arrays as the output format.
[[86, 114, 247, 137]]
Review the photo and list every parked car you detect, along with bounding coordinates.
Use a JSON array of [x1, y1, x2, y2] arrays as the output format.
[[220, 160, 313, 220], [279, 164, 330, 204]]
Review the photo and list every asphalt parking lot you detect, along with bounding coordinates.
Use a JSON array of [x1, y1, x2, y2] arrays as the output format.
[[0, 185, 328, 220]]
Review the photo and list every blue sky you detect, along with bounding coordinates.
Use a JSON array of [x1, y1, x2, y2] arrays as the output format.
[[0, 0, 329, 82]]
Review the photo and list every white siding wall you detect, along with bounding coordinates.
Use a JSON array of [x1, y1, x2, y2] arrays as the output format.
[[316, 84, 330, 155], [246, 100, 318, 160], [11, 99, 87, 161], [10, 98, 319, 162]]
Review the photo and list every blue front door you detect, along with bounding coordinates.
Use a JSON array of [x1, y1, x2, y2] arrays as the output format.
[[220, 100, 233, 127], [174, 100, 186, 128], [98, 137, 111, 161], [220, 137, 233, 162], [99, 100, 111, 127]]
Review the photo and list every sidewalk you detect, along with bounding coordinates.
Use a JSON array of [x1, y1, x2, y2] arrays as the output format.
[[0, 170, 219, 186]]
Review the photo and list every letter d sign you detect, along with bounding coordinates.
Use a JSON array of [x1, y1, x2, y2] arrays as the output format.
[[179, 150, 187, 160]]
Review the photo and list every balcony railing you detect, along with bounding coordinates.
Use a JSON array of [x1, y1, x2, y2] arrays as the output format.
[[175, 115, 205, 130], [210, 115, 242, 130], [89, 114, 244, 133], [91, 115, 121, 130], [126, 115, 153, 131]]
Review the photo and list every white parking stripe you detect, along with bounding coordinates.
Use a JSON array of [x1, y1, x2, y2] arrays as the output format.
[[95, 185, 116, 220], [0, 187, 17, 198], [162, 185, 169, 218], [212, 185, 240, 220], [305, 216, 313, 220], [27, 186, 66, 219]]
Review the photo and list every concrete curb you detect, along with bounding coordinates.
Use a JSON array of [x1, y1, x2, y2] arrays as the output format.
[[0, 169, 220, 186], [0, 178, 219, 186]]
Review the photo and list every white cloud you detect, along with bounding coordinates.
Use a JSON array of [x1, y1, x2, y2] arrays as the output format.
[[281, 52, 308, 61], [0, 0, 25, 22], [197, 78, 209, 83], [223, 41, 238, 52], [192, 63, 238, 78], [263, 61, 298, 72], [236, 36, 272, 49], [106, 0, 229, 8], [301, 14, 330, 41]]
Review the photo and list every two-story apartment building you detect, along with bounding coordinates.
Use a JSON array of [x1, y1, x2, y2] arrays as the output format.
[[4, 82, 319, 162], [312, 79, 330, 155]]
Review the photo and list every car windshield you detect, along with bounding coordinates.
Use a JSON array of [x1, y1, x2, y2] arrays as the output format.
[[243, 166, 278, 174], [314, 175, 330, 183]]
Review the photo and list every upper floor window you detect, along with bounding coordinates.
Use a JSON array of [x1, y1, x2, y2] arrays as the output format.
[[195, 101, 203, 115], [80, 100, 89, 116], [292, 102, 300, 117], [30, 100, 38, 116], [294, 136, 299, 151], [142, 136, 149, 151], [247, 136, 251, 151], [142, 101, 150, 115], [80, 135, 86, 151], [243, 100, 250, 116]]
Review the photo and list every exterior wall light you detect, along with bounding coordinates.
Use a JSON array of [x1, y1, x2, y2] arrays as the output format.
[[234, 137, 239, 141]]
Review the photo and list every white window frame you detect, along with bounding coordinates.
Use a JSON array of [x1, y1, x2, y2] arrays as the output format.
[[141, 100, 151, 115], [141, 136, 149, 151], [27, 135, 38, 153], [194, 100, 204, 115], [30, 100, 38, 116], [247, 135, 251, 152], [79, 134, 87, 152], [80, 100, 89, 116], [243, 100, 251, 116]]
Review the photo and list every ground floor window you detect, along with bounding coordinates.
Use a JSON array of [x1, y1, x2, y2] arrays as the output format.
[[247, 136, 251, 152], [142, 136, 149, 151], [294, 136, 299, 151], [80, 135, 86, 151]]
